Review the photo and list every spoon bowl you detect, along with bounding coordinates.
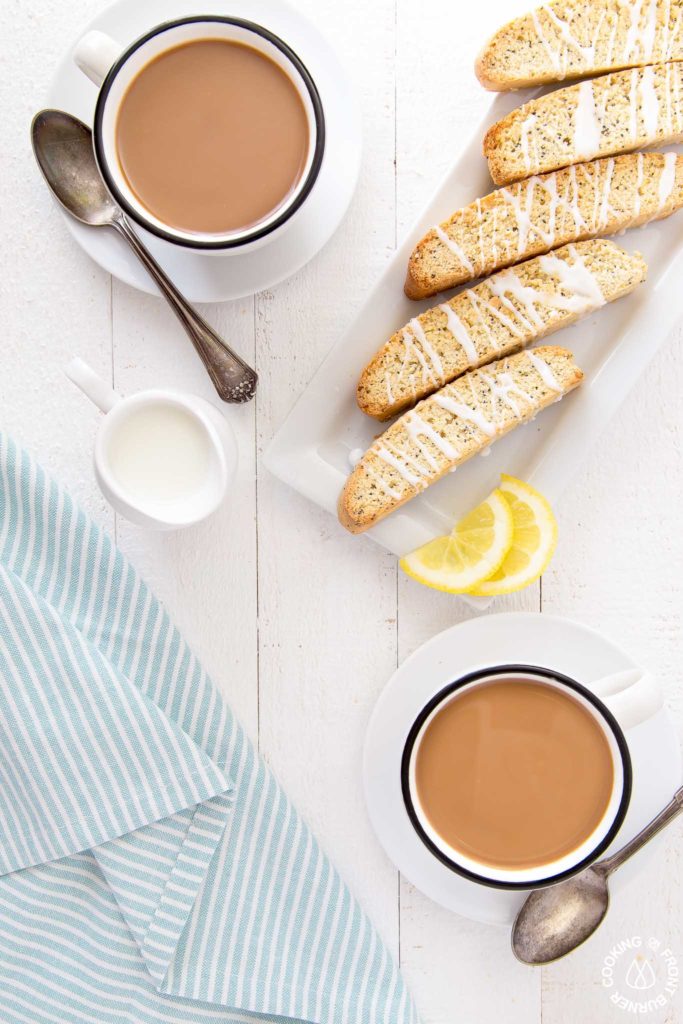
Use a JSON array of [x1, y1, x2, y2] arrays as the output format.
[[512, 784, 683, 966], [512, 865, 609, 965], [32, 109, 117, 226]]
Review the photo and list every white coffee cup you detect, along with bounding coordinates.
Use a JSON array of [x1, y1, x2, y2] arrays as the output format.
[[66, 358, 237, 529], [402, 664, 662, 890], [73, 17, 325, 252]]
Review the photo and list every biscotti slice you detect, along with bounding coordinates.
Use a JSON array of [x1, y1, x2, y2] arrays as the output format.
[[362, 240, 644, 420], [339, 347, 582, 534], [484, 61, 683, 185], [476, 0, 683, 92], [406, 152, 682, 298]]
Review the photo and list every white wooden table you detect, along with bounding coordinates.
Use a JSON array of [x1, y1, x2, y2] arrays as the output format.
[[2, 0, 683, 1021]]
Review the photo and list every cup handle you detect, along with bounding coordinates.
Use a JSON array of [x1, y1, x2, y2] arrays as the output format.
[[73, 30, 123, 87], [592, 668, 663, 732], [65, 358, 120, 414]]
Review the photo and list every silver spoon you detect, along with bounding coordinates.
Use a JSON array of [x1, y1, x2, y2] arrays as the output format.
[[31, 109, 257, 404], [513, 784, 683, 965]]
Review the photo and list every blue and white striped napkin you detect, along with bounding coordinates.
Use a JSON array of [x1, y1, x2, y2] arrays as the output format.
[[0, 433, 418, 1024]]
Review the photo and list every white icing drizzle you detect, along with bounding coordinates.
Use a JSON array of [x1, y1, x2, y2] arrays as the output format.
[[643, 0, 659, 59], [433, 225, 474, 272], [521, 114, 538, 173], [375, 446, 421, 485], [538, 246, 605, 308], [480, 370, 534, 419], [483, 247, 604, 336], [526, 350, 562, 392], [564, 165, 588, 233], [481, 370, 532, 417], [527, 0, 681, 82], [634, 153, 644, 218], [530, 4, 597, 77], [624, 0, 643, 60], [380, 247, 602, 414], [538, 174, 560, 243], [623, 0, 659, 62], [475, 281, 528, 337], [664, 61, 673, 133], [398, 329, 426, 391], [672, 59, 683, 132], [531, 8, 563, 75], [486, 271, 543, 332], [432, 393, 496, 436], [629, 69, 639, 139], [574, 81, 600, 159], [439, 304, 479, 365], [481, 159, 619, 264], [394, 327, 438, 399], [576, 158, 615, 231], [597, 158, 616, 228], [475, 197, 486, 270], [376, 431, 440, 482], [543, 4, 596, 66], [404, 412, 459, 461], [364, 463, 402, 501], [509, 60, 680, 176], [408, 318, 445, 384], [640, 64, 660, 137], [466, 291, 501, 351], [500, 151, 618, 242], [367, 351, 566, 492], [666, 0, 678, 59], [658, 151, 677, 210], [433, 138, 676, 321], [389, 319, 449, 409], [605, 13, 619, 67], [671, 3, 683, 61], [500, 182, 539, 255]]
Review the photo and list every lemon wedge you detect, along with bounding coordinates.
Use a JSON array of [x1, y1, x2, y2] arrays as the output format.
[[400, 490, 514, 593], [468, 475, 557, 596]]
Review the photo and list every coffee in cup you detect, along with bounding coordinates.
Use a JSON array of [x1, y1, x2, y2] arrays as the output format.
[[116, 38, 310, 235], [74, 17, 325, 250], [402, 666, 633, 888]]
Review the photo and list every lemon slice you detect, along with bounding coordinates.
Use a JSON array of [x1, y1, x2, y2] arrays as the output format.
[[469, 475, 557, 596], [400, 490, 514, 593]]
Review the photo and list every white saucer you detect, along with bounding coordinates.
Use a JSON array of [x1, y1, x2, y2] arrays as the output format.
[[364, 612, 682, 926], [46, 0, 362, 302]]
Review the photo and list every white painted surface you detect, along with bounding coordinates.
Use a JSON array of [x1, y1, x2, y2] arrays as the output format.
[[1, 0, 682, 1022]]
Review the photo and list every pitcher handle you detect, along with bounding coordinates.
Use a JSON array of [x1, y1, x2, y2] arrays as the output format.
[[65, 358, 120, 414]]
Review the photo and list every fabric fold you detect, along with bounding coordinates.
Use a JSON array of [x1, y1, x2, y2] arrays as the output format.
[[95, 797, 232, 987], [0, 434, 419, 1024], [0, 559, 234, 877]]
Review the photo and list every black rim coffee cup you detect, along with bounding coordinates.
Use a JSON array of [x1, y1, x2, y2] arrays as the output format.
[[401, 664, 633, 891], [77, 16, 326, 250]]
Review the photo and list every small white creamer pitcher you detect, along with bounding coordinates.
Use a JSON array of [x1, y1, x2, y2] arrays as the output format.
[[67, 358, 238, 530]]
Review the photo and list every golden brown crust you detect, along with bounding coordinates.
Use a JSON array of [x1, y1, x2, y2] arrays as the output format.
[[340, 346, 583, 533], [361, 240, 645, 421], [405, 153, 683, 298], [475, 0, 683, 92], [482, 62, 683, 185]]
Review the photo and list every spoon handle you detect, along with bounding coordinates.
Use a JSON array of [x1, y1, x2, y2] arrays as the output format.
[[601, 785, 683, 876], [113, 215, 257, 404]]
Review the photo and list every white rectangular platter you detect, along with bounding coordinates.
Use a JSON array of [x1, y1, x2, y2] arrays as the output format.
[[265, 90, 683, 557]]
